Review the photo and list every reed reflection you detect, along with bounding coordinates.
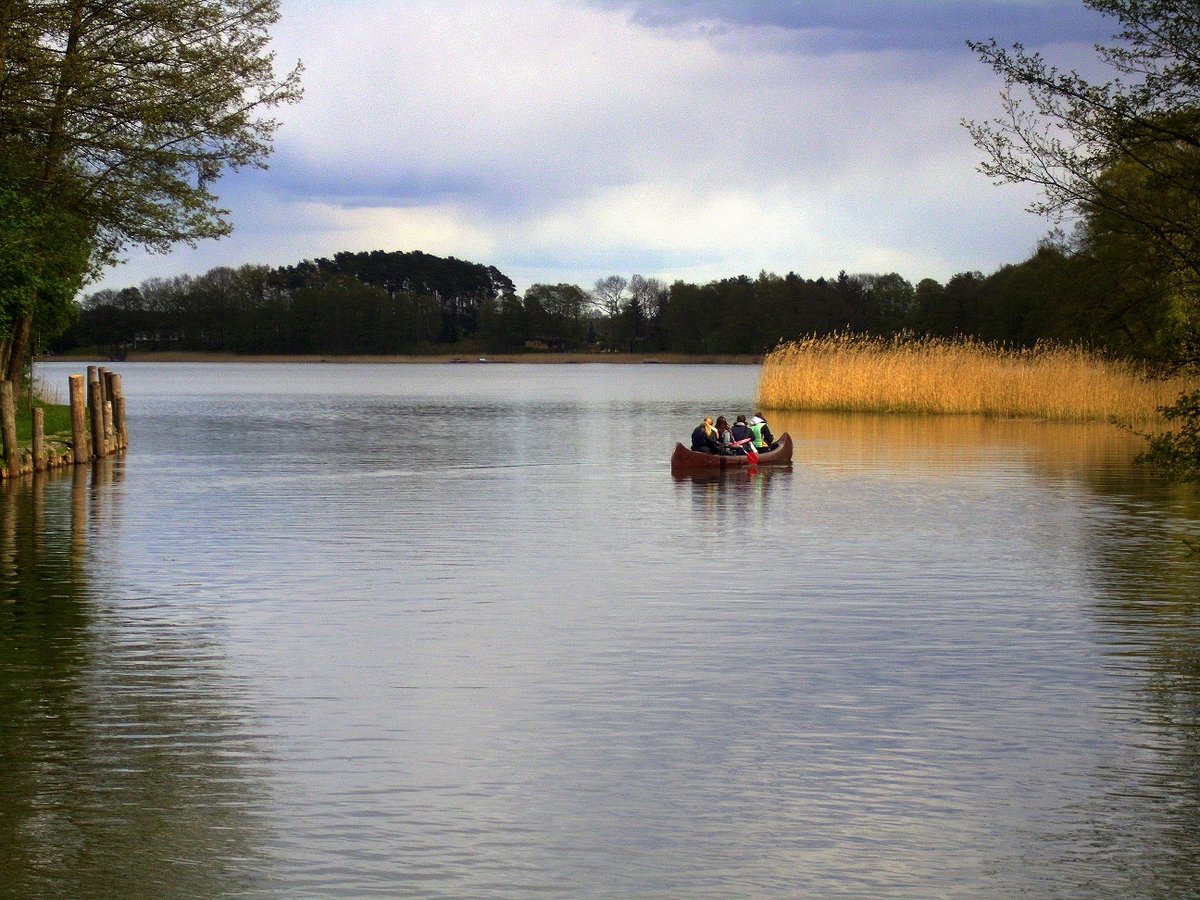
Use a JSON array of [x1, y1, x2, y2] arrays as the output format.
[[772, 410, 1146, 479], [1, 469, 272, 896]]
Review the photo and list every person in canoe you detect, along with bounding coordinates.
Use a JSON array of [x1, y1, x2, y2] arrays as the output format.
[[690, 416, 722, 454], [691, 417, 715, 453], [715, 416, 744, 455], [749, 413, 775, 451], [730, 414, 754, 449]]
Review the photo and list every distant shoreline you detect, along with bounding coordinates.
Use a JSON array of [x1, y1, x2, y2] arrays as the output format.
[[41, 351, 764, 365]]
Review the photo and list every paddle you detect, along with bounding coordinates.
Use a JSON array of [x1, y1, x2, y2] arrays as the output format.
[[732, 436, 759, 463]]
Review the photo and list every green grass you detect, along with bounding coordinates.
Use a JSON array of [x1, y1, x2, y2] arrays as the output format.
[[16, 400, 73, 444]]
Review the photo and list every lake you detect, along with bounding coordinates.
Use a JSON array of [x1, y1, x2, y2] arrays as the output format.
[[3, 361, 1199, 897]]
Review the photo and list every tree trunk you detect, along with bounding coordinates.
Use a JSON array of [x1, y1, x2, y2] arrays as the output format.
[[5, 312, 31, 399], [41, 0, 85, 185]]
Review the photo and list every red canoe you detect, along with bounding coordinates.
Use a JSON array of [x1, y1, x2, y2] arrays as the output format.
[[670, 432, 793, 472]]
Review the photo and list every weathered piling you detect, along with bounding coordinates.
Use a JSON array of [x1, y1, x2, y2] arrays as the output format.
[[0, 368, 129, 482], [108, 373, 126, 450], [88, 373, 104, 460], [69, 374, 89, 464], [102, 400, 114, 455], [32, 408, 45, 472], [1, 382, 18, 478]]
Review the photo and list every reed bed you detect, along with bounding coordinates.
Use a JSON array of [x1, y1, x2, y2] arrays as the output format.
[[757, 335, 1193, 424]]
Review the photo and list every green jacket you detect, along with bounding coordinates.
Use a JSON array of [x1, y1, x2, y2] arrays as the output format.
[[749, 421, 767, 448]]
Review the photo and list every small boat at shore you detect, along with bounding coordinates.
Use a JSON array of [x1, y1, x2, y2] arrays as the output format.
[[670, 433, 793, 472]]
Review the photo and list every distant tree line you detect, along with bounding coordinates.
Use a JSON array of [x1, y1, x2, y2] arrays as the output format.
[[57, 250, 516, 357], [54, 235, 1185, 365]]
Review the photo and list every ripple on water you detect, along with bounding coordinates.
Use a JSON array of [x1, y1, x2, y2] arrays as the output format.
[[6, 363, 1199, 896]]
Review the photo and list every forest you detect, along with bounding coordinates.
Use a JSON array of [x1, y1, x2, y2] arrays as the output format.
[[51, 236, 1184, 367]]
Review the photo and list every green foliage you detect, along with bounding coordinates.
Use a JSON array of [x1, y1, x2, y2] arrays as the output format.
[[0, 0, 302, 386], [275, 250, 510, 344], [522, 283, 591, 349], [66, 249, 1146, 358], [60, 252, 512, 356], [53, 242, 1200, 386], [0, 0, 303, 264], [0, 153, 91, 342], [1141, 390, 1200, 480], [967, 0, 1200, 478]]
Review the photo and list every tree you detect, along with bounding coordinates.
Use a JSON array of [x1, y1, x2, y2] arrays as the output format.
[[860, 273, 916, 336], [591, 275, 628, 319], [629, 274, 667, 349], [477, 293, 527, 353], [524, 283, 590, 349], [0, 0, 303, 391], [0, 150, 91, 371], [965, 2, 1199, 291], [965, 0, 1200, 476], [628, 275, 665, 318]]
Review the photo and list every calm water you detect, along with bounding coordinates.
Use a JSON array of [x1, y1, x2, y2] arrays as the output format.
[[3, 362, 1199, 897]]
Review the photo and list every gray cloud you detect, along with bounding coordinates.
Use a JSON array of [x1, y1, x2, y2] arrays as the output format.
[[588, 0, 1113, 53]]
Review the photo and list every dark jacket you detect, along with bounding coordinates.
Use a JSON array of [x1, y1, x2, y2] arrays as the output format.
[[731, 422, 753, 446], [691, 424, 721, 453]]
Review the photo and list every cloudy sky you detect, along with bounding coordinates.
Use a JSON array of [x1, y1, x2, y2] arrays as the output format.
[[97, 0, 1115, 295]]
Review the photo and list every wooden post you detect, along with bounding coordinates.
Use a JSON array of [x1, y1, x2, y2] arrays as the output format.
[[103, 399, 114, 454], [112, 398, 126, 451], [33, 407, 45, 472], [107, 373, 126, 450], [103, 371, 115, 418], [88, 378, 105, 458], [112, 397, 126, 450], [69, 374, 89, 464], [87, 362, 102, 458], [0, 381, 18, 478]]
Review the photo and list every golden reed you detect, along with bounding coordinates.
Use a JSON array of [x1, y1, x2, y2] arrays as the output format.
[[756, 335, 1192, 423]]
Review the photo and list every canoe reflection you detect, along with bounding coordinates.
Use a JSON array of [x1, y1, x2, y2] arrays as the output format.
[[674, 464, 792, 526], [672, 463, 792, 485]]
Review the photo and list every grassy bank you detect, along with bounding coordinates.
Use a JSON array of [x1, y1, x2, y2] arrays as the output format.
[[8, 399, 72, 446], [757, 335, 1192, 424], [16, 377, 73, 445]]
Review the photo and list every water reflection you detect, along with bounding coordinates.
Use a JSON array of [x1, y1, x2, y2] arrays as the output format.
[[763, 411, 1200, 891], [8, 362, 1200, 894], [0, 468, 272, 896], [674, 465, 792, 527], [1075, 470, 1200, 894]]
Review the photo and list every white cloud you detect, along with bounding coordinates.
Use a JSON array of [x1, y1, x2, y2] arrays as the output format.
[[93, 0, 1090, 295]]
